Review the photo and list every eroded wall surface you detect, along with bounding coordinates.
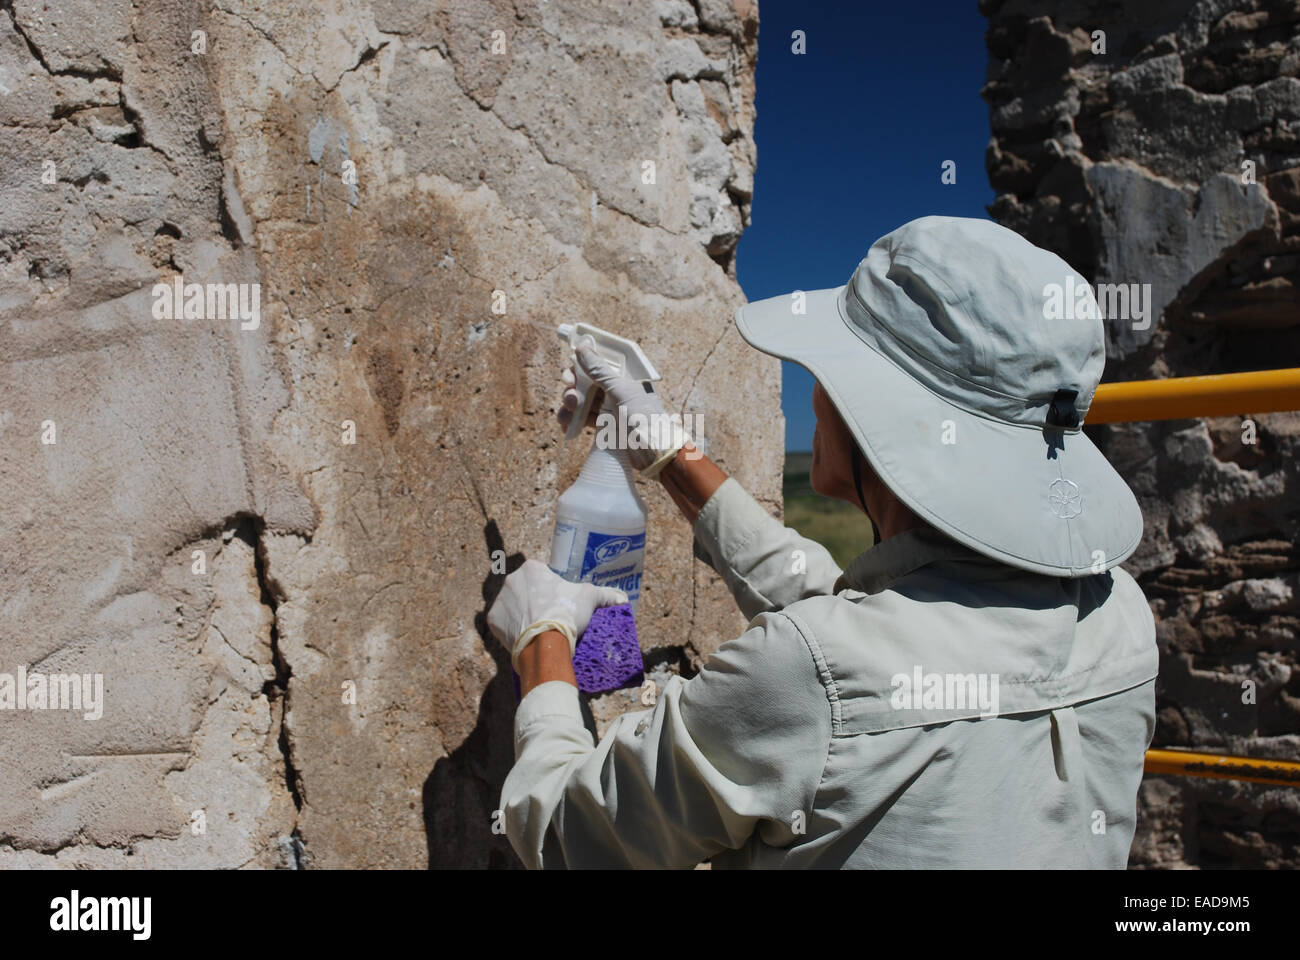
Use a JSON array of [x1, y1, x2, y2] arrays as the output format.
[[983, 0, 1300, 867], [0, 0, 775, 868]]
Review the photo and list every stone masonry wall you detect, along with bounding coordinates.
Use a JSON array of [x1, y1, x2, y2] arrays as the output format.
[[0, 0, 774, 868], [982, 0, 1300, 867]]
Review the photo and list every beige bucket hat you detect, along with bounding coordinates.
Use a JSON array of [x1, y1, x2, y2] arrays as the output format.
[[736, 216, 1142, 577]]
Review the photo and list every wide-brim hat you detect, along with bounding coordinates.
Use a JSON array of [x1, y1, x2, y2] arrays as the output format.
[[736, 216, 1142, 577]]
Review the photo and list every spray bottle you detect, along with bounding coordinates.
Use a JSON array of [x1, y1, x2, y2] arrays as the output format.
[[509, 323, 657, 701], [549, 323, 661, 614]]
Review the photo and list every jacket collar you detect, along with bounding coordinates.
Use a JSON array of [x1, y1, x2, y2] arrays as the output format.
[[835, 526, 979, 595]]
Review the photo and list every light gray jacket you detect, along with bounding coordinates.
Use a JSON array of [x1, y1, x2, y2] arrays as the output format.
[[500, 478, 1157, 868]]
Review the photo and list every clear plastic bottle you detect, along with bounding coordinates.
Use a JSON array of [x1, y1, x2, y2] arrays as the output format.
[[548, 443, 647, 613]]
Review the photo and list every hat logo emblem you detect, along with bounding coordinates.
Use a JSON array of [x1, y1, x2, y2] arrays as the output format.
[[1048, 479, 1082, 519]]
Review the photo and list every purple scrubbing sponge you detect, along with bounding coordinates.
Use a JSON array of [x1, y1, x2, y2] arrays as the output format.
[[573, 604, 643, 694], [511, 604, 644, 701]]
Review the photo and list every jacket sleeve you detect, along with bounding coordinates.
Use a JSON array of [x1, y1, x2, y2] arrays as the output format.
[[499, 611, 832, 868], [692, 477, 845, 619]]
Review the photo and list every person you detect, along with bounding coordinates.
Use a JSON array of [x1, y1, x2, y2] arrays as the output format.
[[487, 216, 1157, 869]]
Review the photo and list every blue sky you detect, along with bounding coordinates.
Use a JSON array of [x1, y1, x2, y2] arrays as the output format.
[[735, 1, 995, 451]]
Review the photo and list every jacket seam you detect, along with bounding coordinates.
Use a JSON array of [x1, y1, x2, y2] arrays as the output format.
[[776, 610, 842, 733], [833, 659, 1159, 736], [770, 610, 840, 832]]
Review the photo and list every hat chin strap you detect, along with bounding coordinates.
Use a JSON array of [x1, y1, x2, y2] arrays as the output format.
[[851, 447, 878, 542]]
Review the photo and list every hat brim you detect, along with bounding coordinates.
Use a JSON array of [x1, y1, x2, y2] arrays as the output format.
[[736, 287, 1143, 577]]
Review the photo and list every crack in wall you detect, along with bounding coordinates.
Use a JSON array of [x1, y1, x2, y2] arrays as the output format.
[[2, 0, 175, 177], [212, 5, 304, 83], [432, 28, 746, 253], [1, 0, 122, 82], [324, 39, 391, 93], [232, 515, 307, 868]]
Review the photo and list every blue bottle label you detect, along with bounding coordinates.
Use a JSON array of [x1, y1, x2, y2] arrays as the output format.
[[579, 530, 645, 599]]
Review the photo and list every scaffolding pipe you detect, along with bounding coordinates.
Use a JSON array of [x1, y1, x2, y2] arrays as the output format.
[[1086, 370, 1300, 787], [1144, 748, 1300, 787], [1089, 368, 1300, 424]]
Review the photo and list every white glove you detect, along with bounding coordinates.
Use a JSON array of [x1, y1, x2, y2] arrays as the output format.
[[560, 337, 690, 477], [487, 559, 628, 671]]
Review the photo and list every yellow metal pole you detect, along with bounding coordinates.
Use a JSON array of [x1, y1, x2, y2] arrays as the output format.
[[1095, 372, 1300, 786], [1145, 748, 1300, 787], [1089, 368, 1300, 424]]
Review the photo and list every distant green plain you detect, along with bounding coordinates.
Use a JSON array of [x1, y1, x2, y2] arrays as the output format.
[[782, 452, 876, 569]]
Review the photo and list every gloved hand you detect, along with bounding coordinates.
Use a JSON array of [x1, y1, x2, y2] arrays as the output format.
[[487, 559, 628, 671], [558, 336, 690, 477]]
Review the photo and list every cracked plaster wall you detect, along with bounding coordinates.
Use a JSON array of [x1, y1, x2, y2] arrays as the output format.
[[0, 0, 773, 868]]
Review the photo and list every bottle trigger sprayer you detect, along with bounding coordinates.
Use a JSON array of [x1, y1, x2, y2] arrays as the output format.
[[557, 323, 662, 442], [550, 322, 661, 614]]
